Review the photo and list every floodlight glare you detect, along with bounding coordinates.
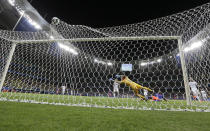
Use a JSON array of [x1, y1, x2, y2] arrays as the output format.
[[8, 0, 15, 6], [33, 22, 42, 30], [23, 14, 42, 30], [58, 43, 78, 55], [141, 62, 147, 66], [183, 47, 190, 52], [184, 41, 203, 52], [94, 59, 98, 62], [157, 59, 162, 62], [191, 41, 202, 48], [50, 36, 54, 40], [107, 62, 113, 66]]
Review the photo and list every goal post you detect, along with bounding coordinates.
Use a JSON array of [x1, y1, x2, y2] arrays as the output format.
[[177, 38, 192, 105], [0, 36, 192, 110], [0, 33, 209, 111], [0, 42, 17, 92]]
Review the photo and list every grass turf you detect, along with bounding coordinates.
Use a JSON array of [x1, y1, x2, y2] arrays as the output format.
[[0, 101, 210, 131], [1, 92, 209, 111]]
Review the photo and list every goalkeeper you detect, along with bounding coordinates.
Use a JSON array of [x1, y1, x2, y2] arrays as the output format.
[[114, 75, 153, 99]]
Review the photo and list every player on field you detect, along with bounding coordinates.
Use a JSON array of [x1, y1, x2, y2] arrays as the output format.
[[115, 75, 153, 99], [113, 79, 120, 97], [147, 92, 167, 101], [61, 85, 66, 95], [143, 89, 148, 100], [150, 95, 160, 101], [188, 77, 201, 101], [201, 88, 208, 101]]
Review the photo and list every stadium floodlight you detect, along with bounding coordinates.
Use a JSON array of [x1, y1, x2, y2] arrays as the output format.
[[8, 1, 25, 15], [107, 62, 113, 66], [94, 59, 98, 62], [33, 23, 42, 30], [140, 62, 148, 66], [23, 14, 42, 30], [50, 36, 54, 40], [58, 43, 78, 55], [8, 0, 15, 6], [94, 59, 108, 65], [157, 59, 162, 63], [18, 10, 24, 16], [184, 41, 203, 52], [140, 58, 162, 66]]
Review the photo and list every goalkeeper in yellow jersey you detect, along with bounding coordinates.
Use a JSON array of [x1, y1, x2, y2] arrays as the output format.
[[115, 75, 153, 99]]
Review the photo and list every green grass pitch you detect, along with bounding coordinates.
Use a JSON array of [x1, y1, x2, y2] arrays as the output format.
[[1, 101, 210, 131], [1, 92, 209, 111]]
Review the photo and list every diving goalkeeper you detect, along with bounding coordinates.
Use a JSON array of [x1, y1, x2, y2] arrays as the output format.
[[115, 75, 153, 99]]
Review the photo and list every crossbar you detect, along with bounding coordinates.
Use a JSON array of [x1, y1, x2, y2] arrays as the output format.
[[12, 36, 181, 44]]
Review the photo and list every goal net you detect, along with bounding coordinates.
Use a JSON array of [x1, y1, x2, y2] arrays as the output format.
[[0, 3, 210, 112]]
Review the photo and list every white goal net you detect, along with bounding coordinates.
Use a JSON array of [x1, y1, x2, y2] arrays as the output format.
[[0, 3, 210, 112]]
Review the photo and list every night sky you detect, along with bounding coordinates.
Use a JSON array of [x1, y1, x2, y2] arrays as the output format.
[[30, 0, 210, 28]]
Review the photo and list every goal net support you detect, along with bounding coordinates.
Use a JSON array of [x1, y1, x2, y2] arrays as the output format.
[[0, 3, 210, 112]]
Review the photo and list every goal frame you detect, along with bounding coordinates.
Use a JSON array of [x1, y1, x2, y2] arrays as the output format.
[[0, 35, 192, 106]]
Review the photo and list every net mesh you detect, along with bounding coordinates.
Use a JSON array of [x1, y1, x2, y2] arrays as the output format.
[[0, 3, 210, 111]]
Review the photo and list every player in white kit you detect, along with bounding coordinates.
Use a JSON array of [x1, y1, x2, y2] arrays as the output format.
[[143, 89, 148, 100], [201, 89, 208, 101], [61, 85, 66, 95], [113, 79, 120, 97], [189, 77, 201, 101]]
